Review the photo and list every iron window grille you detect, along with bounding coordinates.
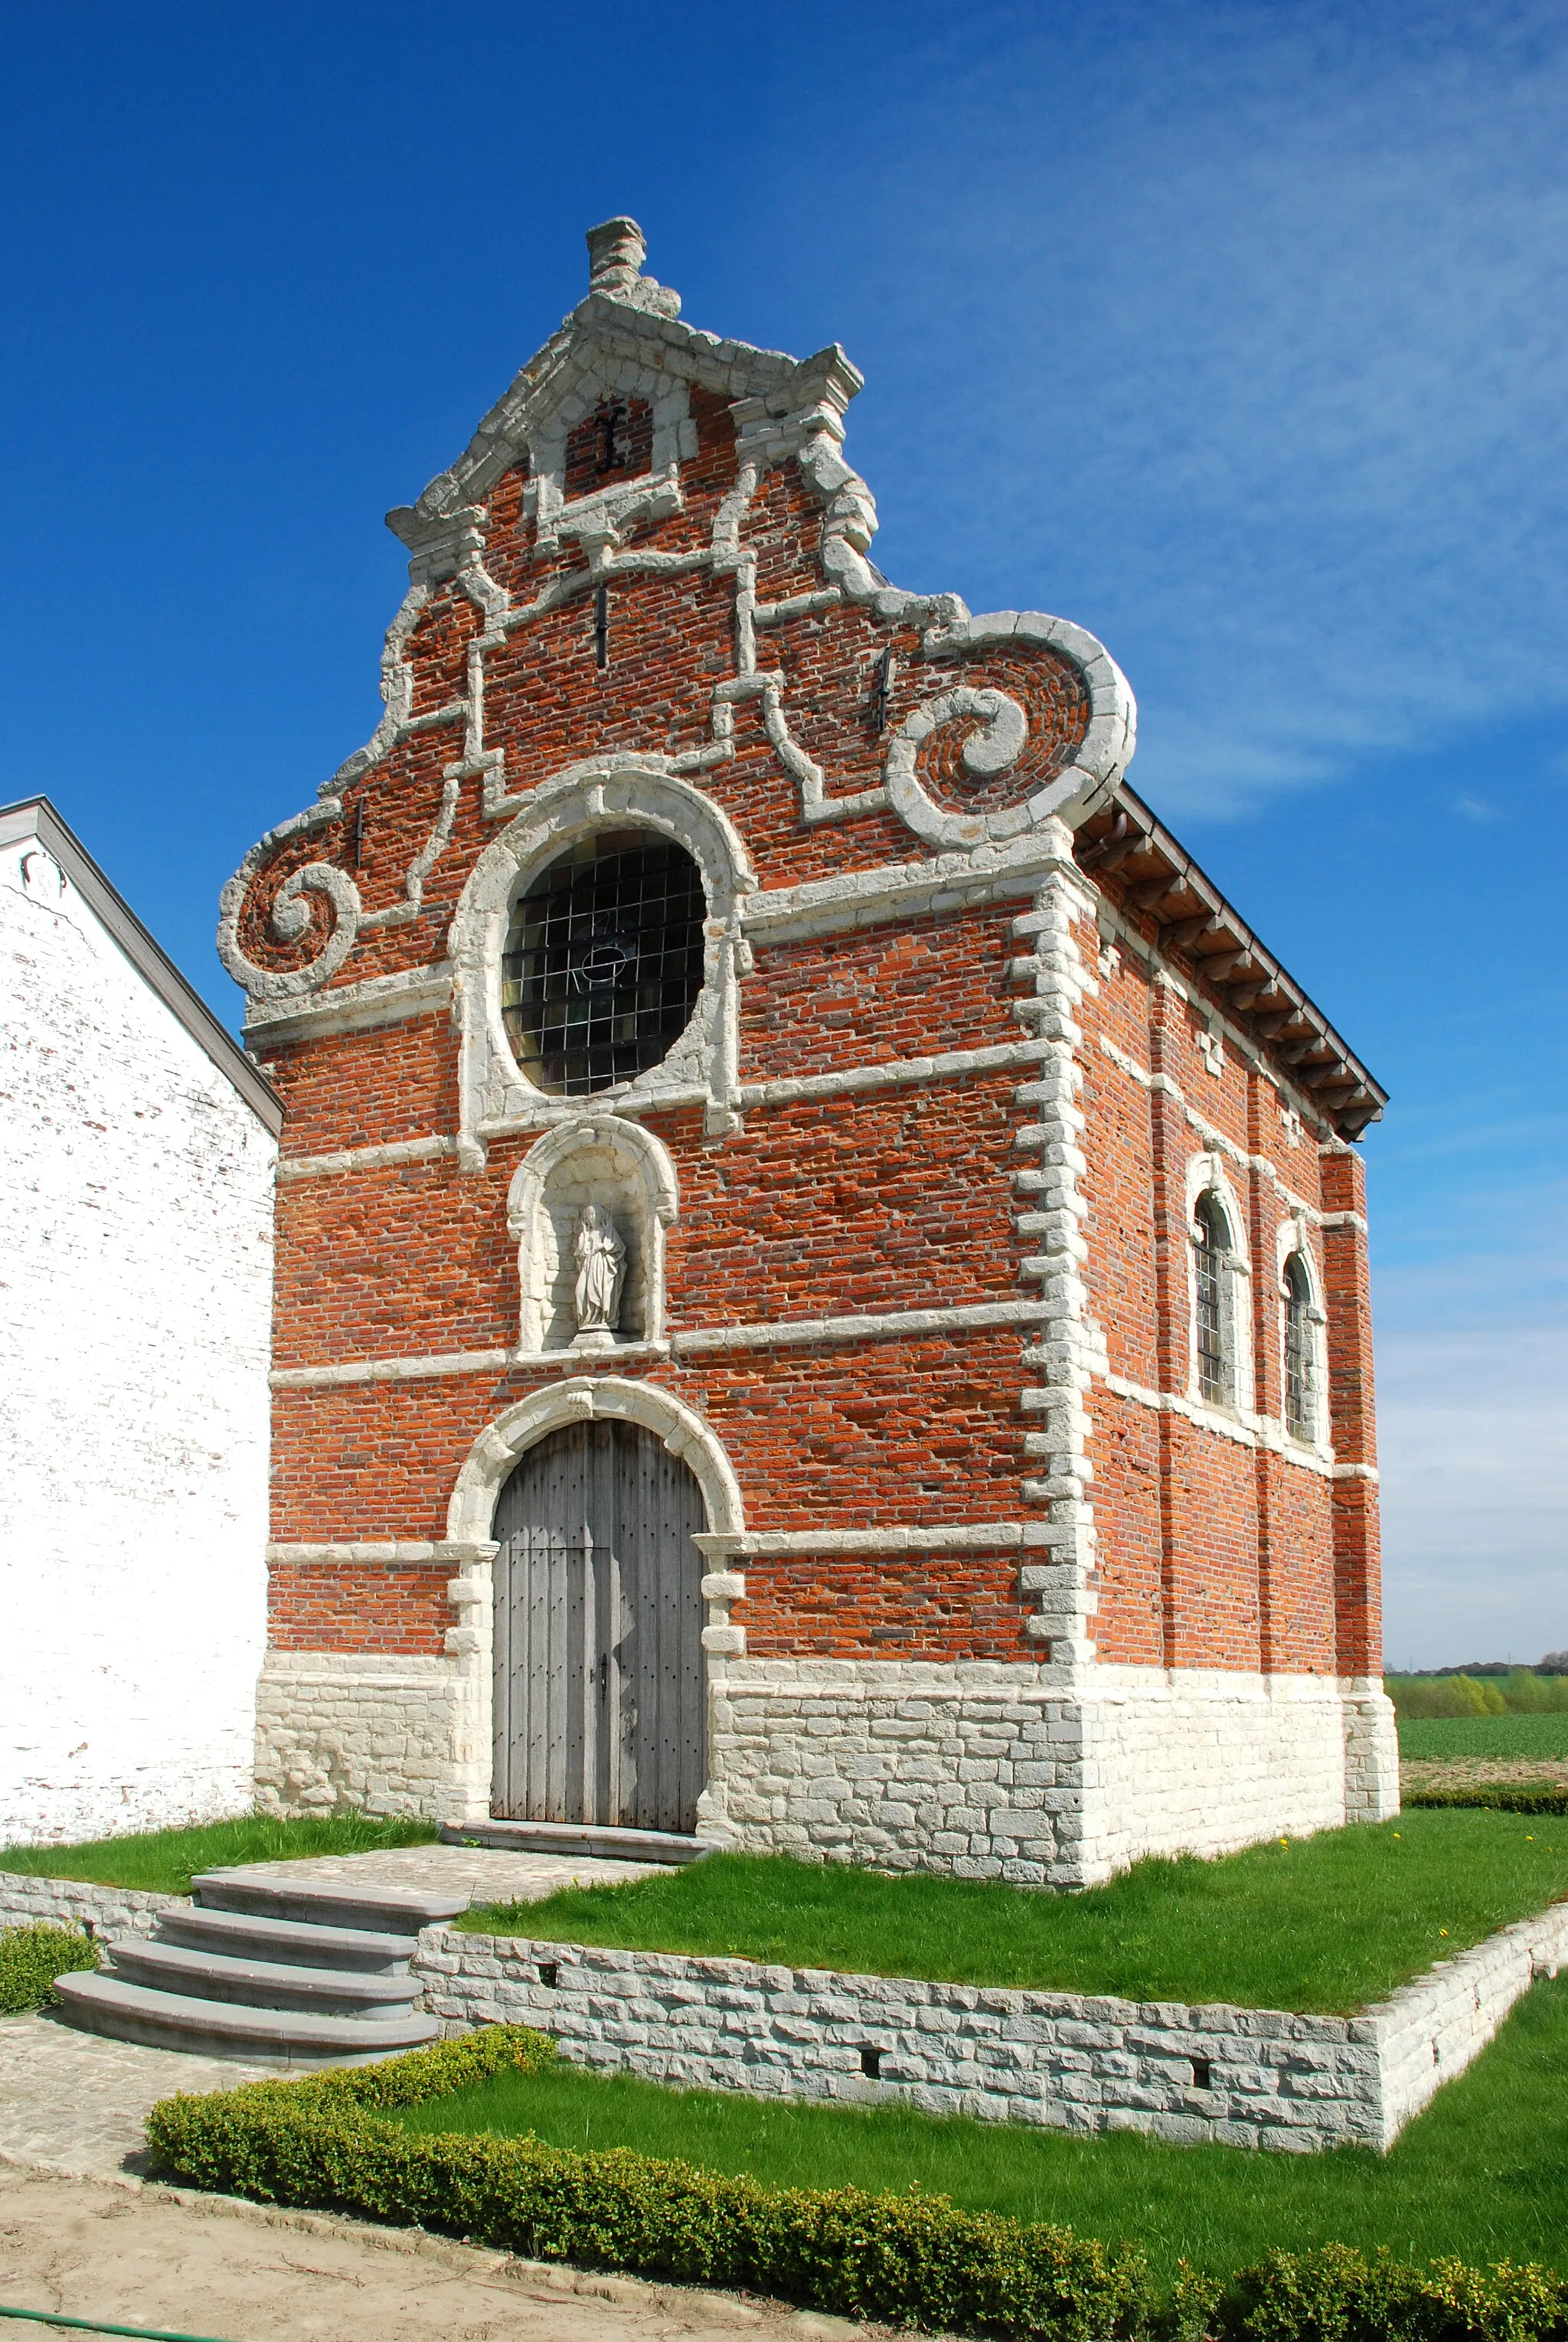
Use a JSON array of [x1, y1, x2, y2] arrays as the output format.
[[501, 830, 707, 1098], [1283, 1251, 1314, 1438], [1194, 1194, 1230, 1406]]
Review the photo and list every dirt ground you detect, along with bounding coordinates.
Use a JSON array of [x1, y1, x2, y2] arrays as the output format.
[[1400, 1758, 1568, 1792], [0, 2163, 866, 2342]]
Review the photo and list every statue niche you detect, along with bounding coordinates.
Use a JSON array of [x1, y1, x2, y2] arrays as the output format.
[[507, 1118, 677, 1358]]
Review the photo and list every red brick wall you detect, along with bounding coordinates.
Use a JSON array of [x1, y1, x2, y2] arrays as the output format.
[[269, 1066, 1024, 1374], [237, 370, 1380, 1684], [269, 1014, 457, 1160], [266, 1561, 450, 1655], [741, 910, 1019, 1079], [270, 1334, 1031, 1548], [1321, 1145, 1381, 1675], [741, 1550, 1024, 1661], [1077, 890, 1366, 1675]]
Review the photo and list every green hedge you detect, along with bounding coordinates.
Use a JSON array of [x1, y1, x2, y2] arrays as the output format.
[[144, 2027, 1568, 2340], [1407, 1787, 1568, 1816], [1228, 2243, 1568, 2342], [147, 2029, 1143, 2340], [0, 1921, 99, 2013]]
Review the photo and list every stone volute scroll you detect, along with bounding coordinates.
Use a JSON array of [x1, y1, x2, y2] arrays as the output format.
[[507, 1117, 678, 1360], [572, 1203, 627, 1347]]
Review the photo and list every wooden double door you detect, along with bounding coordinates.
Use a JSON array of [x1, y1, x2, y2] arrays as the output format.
[[492, 1419, 706, 1834]]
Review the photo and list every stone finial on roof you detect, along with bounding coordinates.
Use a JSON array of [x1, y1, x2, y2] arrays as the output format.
[[586, 217, 645, 295], [584, 216, 681, 319]]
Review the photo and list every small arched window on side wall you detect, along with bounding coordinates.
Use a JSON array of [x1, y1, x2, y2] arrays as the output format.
[[1282, 1249, 1316, 1442], [1193, 1192, 1233, 1408]]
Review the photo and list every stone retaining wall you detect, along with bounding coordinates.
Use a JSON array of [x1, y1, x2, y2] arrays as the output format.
[[0, 1868, 183, 1942], [1377, 1897, 1568, 2138], [415, 1896, 1568, 2153], [6, 1860, 1563, 2154]]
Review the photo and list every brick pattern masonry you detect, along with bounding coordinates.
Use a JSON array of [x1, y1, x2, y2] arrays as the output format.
[[0, 815, 273, 1846]]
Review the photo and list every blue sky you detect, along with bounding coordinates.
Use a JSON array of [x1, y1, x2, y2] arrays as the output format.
[[2, 0, 1563, 1666]]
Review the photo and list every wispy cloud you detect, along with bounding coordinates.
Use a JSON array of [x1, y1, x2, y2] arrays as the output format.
[[786, 2, 1568, 817]]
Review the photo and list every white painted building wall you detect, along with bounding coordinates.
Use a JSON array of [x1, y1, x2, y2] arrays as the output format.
[[0, 803, 277, 1844]]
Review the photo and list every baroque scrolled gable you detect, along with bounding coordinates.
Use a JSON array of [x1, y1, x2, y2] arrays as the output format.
[[217, 217, 1136, 1054]]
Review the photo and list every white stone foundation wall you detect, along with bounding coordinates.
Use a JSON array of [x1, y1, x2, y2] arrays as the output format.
[[707, 1659, 1400, 1886], [416, 1896, 1568, 2154], [255, 1648, 1398, 1873], [253, 1652, 483, 1824], [707, 1658, 1074, 1882], [1074, 1667, 1400, 1880], [0, 1869, 181, 1943], [1341, 1681, 1403, 1821]]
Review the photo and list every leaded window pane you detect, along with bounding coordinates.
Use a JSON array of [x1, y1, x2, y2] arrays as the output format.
[[1195, 1195, 1228, 1406], [1284, 1252, 1313, 1437], [501, 831, 706, 1097]]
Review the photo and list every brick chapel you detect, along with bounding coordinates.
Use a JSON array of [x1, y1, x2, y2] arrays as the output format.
[[223, 220, 1398, 1886]]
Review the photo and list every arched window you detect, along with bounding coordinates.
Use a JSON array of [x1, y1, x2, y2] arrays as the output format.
[[1283, 1251, 1315, 1440], [1194, 1192, 1232, 1407], [501, 829, 706, 1097]]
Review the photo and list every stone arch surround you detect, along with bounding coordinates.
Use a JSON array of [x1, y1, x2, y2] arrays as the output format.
[[255, 1379, 749, 1835], [449, 759, 759, 1165], [446, 1375, 745, 1548], [506, 1119, 679, 1357], [440, 1377, 748, 1837]]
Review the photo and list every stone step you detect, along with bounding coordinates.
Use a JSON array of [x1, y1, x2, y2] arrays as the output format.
[[107, 1937, 423, 2017], [157, 1903, 419, 1972], [53, 1971, 441, 2066], [439, 1818, 717, 1866], [191, 1869, 470, 1936]]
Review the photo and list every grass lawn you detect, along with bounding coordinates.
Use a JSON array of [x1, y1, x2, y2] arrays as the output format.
[[392, 1974, 1568, 2285], [0, 1813, 438, 1896], [461, 1814, 1568, 2014], [1398, 1713, 1568, 1764]]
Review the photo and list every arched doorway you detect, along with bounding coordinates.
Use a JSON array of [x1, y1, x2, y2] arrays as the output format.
[[491, 1417, 706, 1833]]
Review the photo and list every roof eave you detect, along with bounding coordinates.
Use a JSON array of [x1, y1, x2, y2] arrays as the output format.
[[0, 795, 283, 1138], [1076, 783, 1387, 1142]]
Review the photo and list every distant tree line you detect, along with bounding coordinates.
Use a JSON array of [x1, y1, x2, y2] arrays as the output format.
[[1386, 1663, 1568, 1718], [1399, 1654, 1568, 1676]]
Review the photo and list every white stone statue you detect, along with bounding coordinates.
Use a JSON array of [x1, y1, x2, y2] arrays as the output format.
[[572, 1204, 626, 1345]]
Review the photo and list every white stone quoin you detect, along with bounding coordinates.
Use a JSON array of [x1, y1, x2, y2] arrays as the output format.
[[0, 799, 279, 1844]]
